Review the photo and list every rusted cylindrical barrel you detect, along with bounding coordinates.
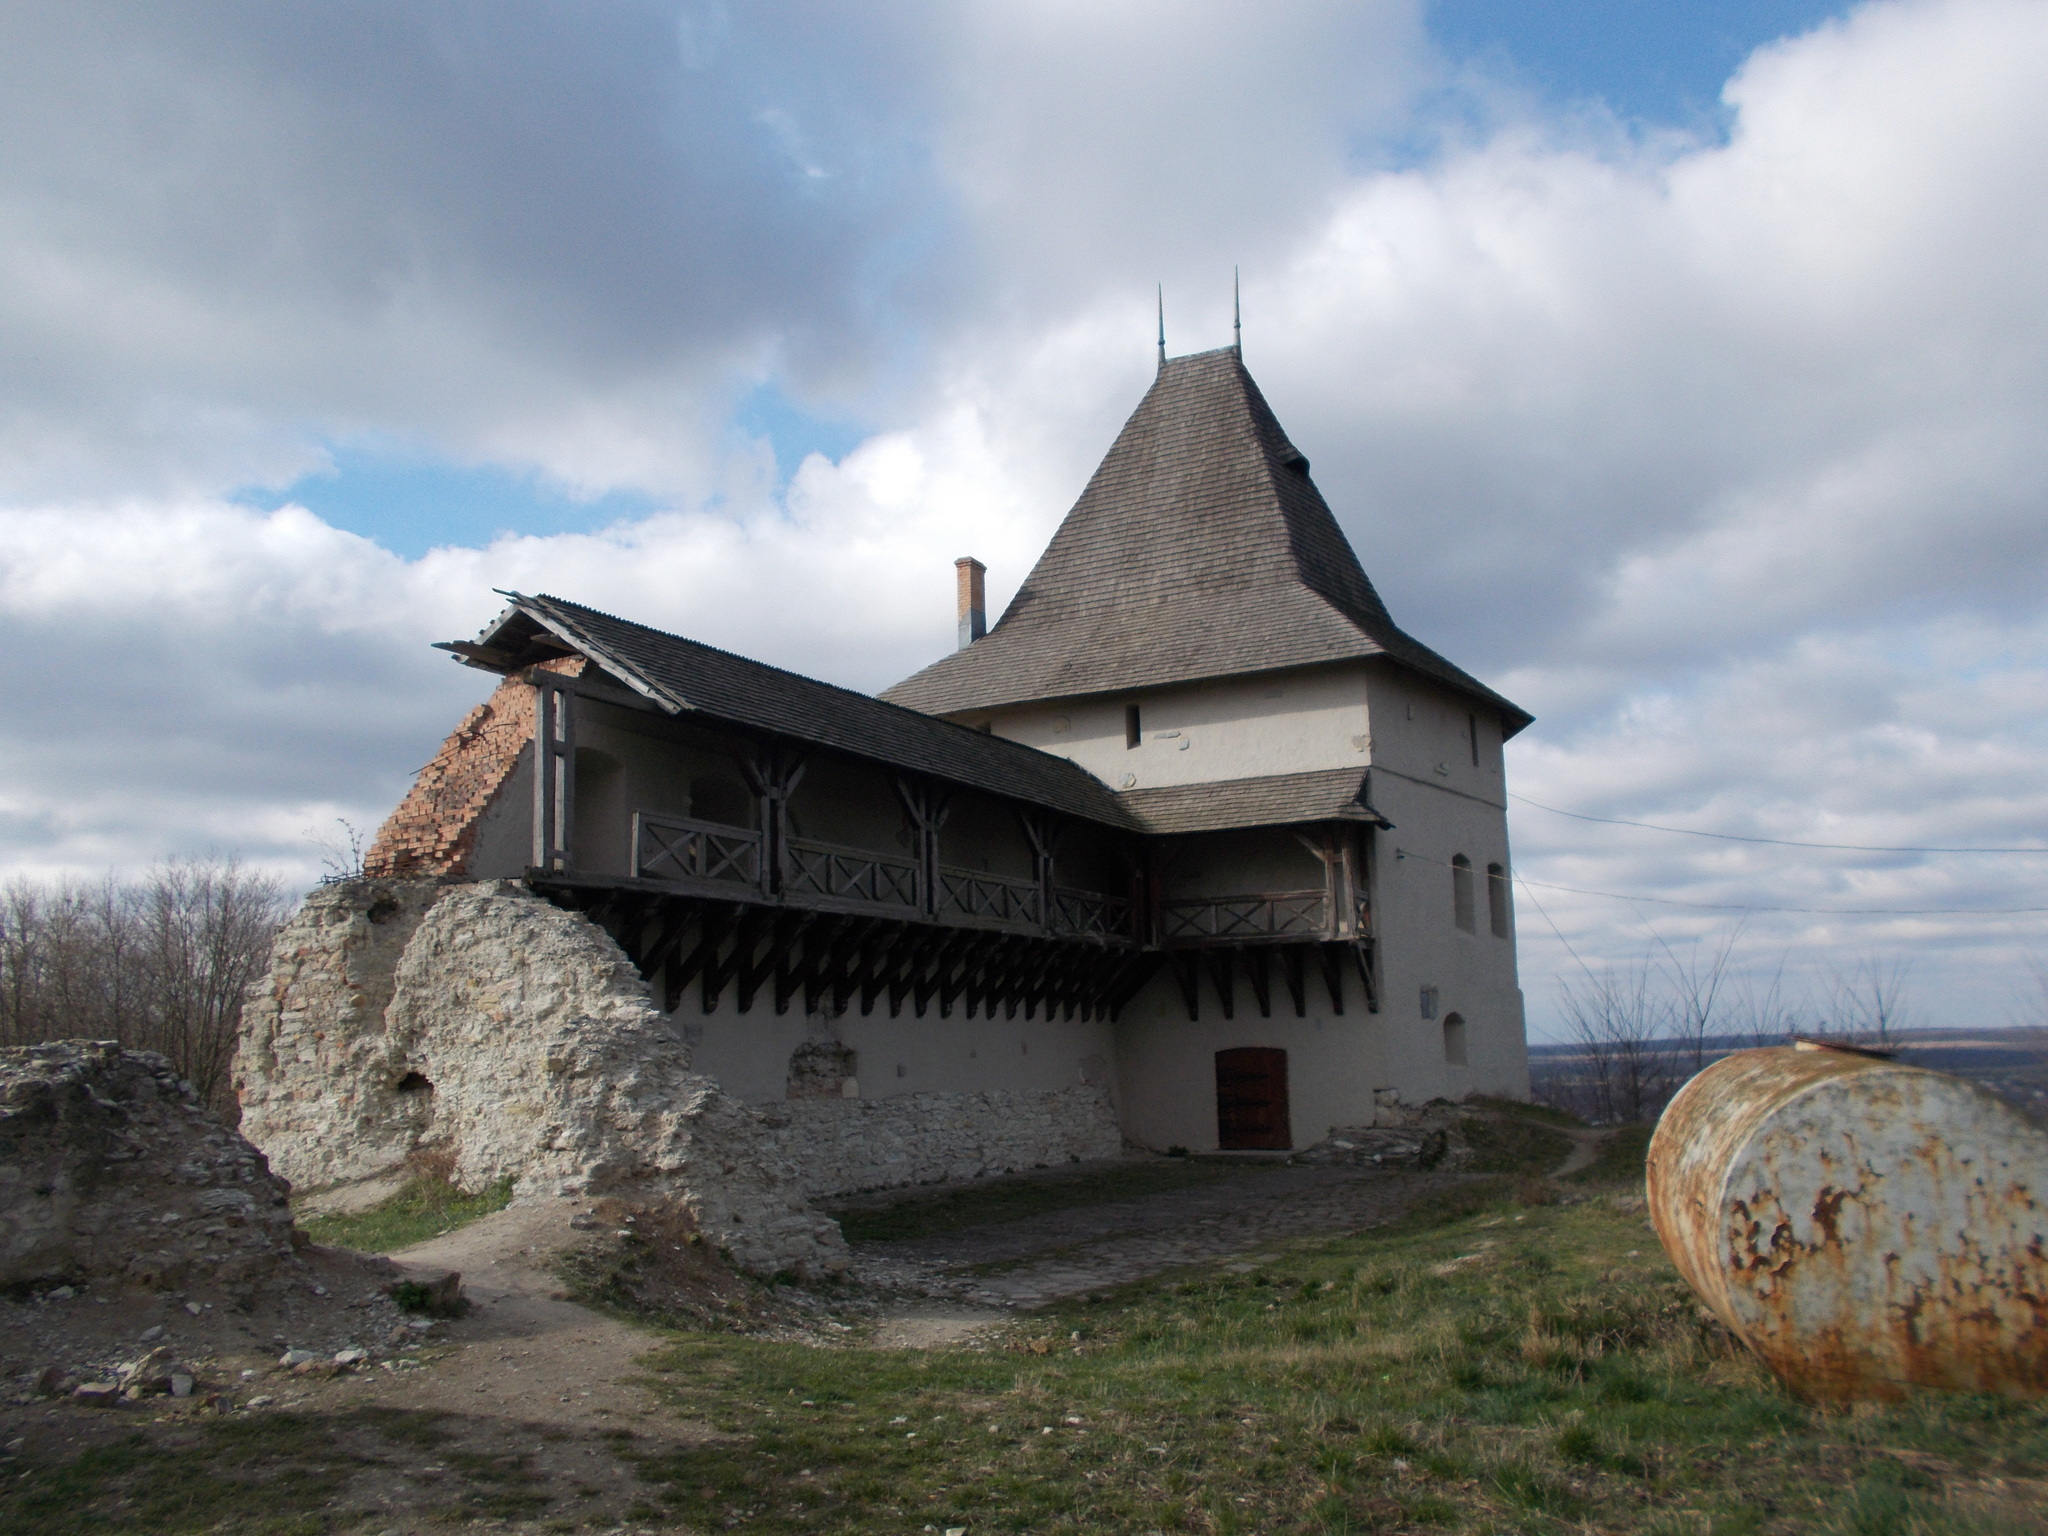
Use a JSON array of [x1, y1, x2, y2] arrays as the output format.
[[1647, 1043, 2048, 1401]]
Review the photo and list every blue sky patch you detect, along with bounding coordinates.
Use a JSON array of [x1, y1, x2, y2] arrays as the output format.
[[733, 380, 871, 477], [1429, 0, 1855, 129], [236, 448, 662, 560]]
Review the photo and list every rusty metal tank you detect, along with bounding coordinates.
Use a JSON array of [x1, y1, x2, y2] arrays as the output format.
[[1646, 1041, 2048, 1401]]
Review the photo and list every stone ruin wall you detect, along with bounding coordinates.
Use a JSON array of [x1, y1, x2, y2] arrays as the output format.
[[2, 1041, 299, 1292], [235, 879, 1122, 1275]]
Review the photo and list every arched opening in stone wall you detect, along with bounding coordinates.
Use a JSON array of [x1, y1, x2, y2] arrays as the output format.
[[394, 1071, 433, 1095]]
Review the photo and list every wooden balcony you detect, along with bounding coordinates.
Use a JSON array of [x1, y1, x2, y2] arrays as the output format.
[[525, 810, 1378, 1026], [627, 810, 1134, 943]]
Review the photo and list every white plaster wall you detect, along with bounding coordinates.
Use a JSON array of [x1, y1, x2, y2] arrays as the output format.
[[1361, 662, 1508, 803], [1112, 964, 1391, 1152], [668, 986, 1121, 1109], [983, 665, 1371, 790], [469, 749, 533, 879], [1362, 666, 1529, 1104]]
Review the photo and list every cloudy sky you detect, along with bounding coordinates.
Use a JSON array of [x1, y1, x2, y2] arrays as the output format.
[[2, 0, 2043, 1039]]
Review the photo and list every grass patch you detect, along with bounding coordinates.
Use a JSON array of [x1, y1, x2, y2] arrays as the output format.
[[0, 1407, 547, 1535], [1569, 1124, 1656, 1187], [828, 1158, 1252, 1243], [621, 1195, 2048, 1534], [15, 1170, 2048, 1534], [299, 1171, 512, 1253], [1457, 1108, 1576, 1176], [1465, 1093, 1584, 1129]]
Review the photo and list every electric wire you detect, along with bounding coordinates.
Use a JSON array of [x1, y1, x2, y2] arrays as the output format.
[[1400, 845, 2048, 918], [1507, 792, 2048, 855]]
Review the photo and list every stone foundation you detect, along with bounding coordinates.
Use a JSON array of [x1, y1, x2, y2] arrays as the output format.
[[236, 878, 1124, 1277], [767, 1087, 1123, 1199]]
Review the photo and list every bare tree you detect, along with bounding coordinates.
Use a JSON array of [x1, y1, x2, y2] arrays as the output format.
[[1823, 953, 1914, 1050], [1555, 957, 1675, 1124], [1651, 921, 1745, 1076], [308, 817, 367, 882], [133, 859, 288, 1114], [0, 857, 288, 1117], [1723, 951, 1808, 1050]]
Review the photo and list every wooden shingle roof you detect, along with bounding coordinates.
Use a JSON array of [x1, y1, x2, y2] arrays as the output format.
[[474, 593, 1143, 831], [1116, 768, 1392, 837], [882, 348, 1531, 736]]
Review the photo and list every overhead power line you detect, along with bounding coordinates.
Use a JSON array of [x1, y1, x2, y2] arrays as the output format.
[[1511, 872, 2048, 918], [1508, 793, 2048, 855], [1395, 843, 2048, 918]]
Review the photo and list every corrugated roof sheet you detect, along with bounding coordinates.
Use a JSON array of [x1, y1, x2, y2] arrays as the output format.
[[493, 593, 1144, 832], [1116, 768, 1385, 836], [881, 348, 1531, 735]]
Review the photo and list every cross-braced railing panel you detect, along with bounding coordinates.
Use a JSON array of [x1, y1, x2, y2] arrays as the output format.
[[1051, 886, 1135, 941], [633, 813, 762, 887], [786, 836, 920, 910], [937, 867, 1043, 929], [1160, 889, 1328, 942]]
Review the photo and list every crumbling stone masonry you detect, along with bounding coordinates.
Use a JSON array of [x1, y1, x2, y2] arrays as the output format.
[[238, 879, 1121, 1276], [1, 1041, 299, 1291]]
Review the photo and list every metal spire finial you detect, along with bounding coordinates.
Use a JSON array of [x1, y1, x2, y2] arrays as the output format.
[[1156, 285, 1166, 371], [1233, 266, 1242, 358]]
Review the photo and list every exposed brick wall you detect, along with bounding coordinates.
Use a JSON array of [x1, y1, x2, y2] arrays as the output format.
[[364, 658, 585, 878]]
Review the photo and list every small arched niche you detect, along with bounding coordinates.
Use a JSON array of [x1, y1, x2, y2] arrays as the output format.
[[1442, 1014, 1469, 1068]]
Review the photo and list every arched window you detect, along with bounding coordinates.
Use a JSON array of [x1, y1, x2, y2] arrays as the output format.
[[1451, 854, 1475, 933], [1487, 862, 1511, 938], [1442, 1013, 1468, 1067]]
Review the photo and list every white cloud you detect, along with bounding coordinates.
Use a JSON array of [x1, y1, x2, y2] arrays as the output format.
[[1, 0, 2046, 1039]]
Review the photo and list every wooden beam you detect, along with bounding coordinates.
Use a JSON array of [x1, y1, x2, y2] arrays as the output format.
[[612, 895, 659, 967], [1353, 940, 1379, 1014], [1319, 942, 1346, 1016], [1280, 945, 1307, 1017], [638, 900, 698, 986], [701, 906, 759, 1014], [1170, 951, 1201, 1021], [1206, 949, 1236, 1021], [667, 903, 736, 1013], [858, 924, 909, 1016], [888, 928, 941, 1018], [802, 916, 849, 1015], [1106, 953, 1165, 1017], [737, 911, 802, 1014], [1244, 945, 1271, 1019]]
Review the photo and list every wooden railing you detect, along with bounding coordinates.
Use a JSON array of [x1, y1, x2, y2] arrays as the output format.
[[633, 812, 762, 886], [1052, 886, 1135, 941], [937, 867, 1043, 928], [786, 836, 920, 909], [632, 810, 1331, 949], [1159, 889, 1329, 942]]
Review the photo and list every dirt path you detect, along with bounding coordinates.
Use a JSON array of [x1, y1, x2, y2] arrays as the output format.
[[348, 1202, 698, 1433], [850, 1163, 1474, 1312], [1551, 1127, 1612, 1179]]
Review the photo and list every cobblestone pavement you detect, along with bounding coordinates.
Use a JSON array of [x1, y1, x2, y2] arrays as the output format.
[[849, 1164, 1472, 1310]]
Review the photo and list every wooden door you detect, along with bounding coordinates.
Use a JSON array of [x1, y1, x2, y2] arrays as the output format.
[[1215, 1047, 1291, 1150]]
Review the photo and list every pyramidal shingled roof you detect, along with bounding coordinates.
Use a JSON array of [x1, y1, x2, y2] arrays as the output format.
[[881, 347, 1531, 737]]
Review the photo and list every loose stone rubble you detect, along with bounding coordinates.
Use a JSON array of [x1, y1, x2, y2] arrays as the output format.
[[1293, 1098, 1476, 1170], [1, 1040, 300, 1292]]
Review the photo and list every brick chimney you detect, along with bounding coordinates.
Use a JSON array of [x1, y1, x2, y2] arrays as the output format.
[[955, 557, 987, 649]]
